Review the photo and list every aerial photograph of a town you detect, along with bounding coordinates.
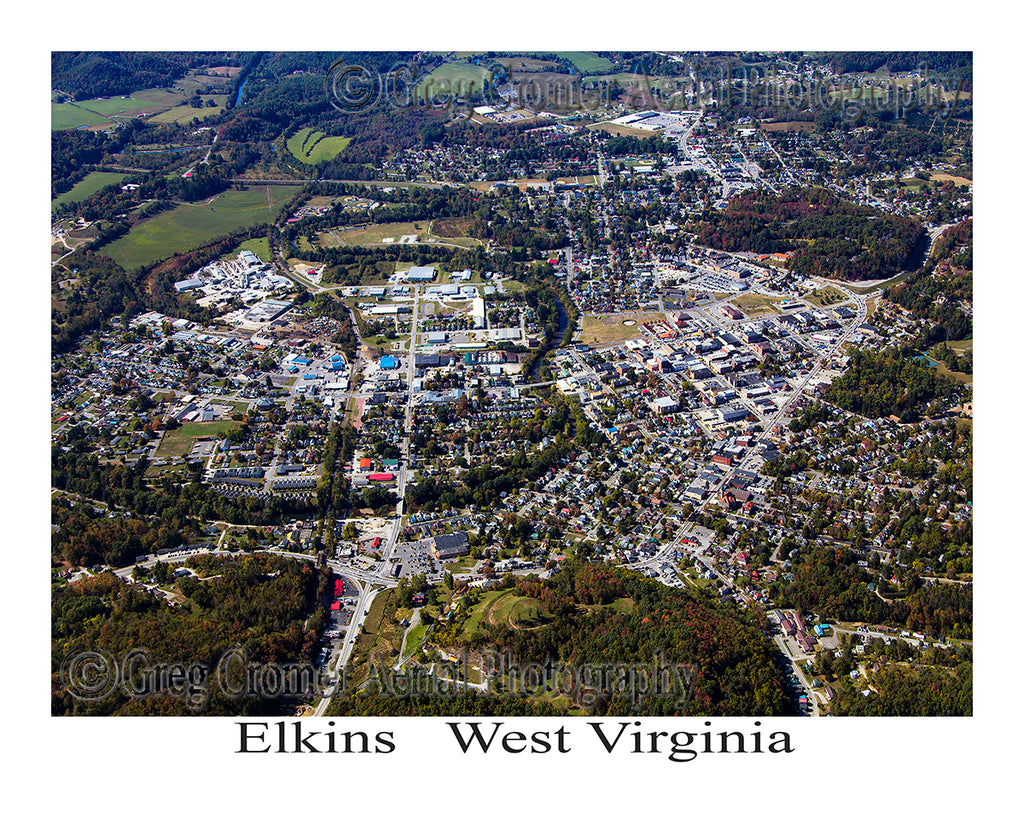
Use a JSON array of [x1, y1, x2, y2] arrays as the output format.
[[51, 49, 974, 722]]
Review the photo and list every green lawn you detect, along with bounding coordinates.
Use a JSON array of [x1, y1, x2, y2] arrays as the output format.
[[102, 186, 301, 269], [52, 172, 128, 210], [286, 128, 351, 165], [732, 293, 785, 315], [459, 589, 508, 640], [403, 623, 429, 656]]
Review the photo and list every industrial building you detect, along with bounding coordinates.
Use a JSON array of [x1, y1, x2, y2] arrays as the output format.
[[407, 266, 437, 282]]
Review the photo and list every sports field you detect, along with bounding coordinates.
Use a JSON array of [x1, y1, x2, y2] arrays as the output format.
[[286, 128, 351, 165], [52, 172, 128, 210], [102, 186, 301, 269], [156, 420, 240, 458]]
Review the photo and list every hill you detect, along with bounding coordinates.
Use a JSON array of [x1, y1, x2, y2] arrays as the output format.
[[688, 187, 924, 282]]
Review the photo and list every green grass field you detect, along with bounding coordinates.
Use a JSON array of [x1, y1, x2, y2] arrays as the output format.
[[52, 172, 128, 210], [52, 89, 190, 131], [156, 420, 240, 458], [52, 82, 226, 130], [732, 293, 785, 315], [223, 237, 272, 262], [580, 312, 664, 345], [147, 97, 228, 125], [319, 219, 481, 249], [556, 52, 615, 75], [80, 89, 185, 116], [805, 286, 846, 307], [403, 623, 429, 657], [51, 104, 108, 130], [286, 128, 351, 165], [102, 186, 301, 269], [459, 589, 550, 640], [418, 62, 491, 101]]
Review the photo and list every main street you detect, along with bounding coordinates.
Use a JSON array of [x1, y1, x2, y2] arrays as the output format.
[[313, 284, 420, 714]]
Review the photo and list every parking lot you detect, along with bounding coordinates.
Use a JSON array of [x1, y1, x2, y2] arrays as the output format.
[[391, 537, 439, 579]]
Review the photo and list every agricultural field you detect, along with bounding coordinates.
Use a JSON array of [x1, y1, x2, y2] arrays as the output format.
[[580, 312, 665, 345], [929, 172, 972, 187], [147, 96, 228, 125], [417, 61, 491, 101], [52, 172, 128, 209], [155, 420, 240, 458], [556, 51, 616, 75], [102, 185, 301, 269], [502, 57, 563, 73], [286, 128, 352, 165], [51, 104, 109, 130], [52, 80, 232, 130]]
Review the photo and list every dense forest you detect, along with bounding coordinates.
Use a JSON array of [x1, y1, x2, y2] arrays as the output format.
[[458, 563, 790, 716], [688, 187, 924, 281], [52, 52, 197, 100], [886, 218, 972, 349], [824, 348, 957, 421], [328, 562, 791, 716], [820, 51, 972, 79], [51, 445, 314, 564], [774, 546, 972, 639], [829, 662, 971, 716], [52, 555, 328, 715]]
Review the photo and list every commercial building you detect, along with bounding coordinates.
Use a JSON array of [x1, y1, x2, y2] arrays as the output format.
[[432, 532, 470, 560]]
